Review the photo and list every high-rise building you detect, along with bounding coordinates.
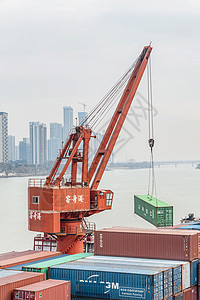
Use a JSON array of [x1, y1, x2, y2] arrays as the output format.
[[15, 145, 19, 161], [29, 122, 47, 165], [63, 106, 73, 141], [0, 112, 8, 163], [8, 135, 15, 162], [48, 123, 63, 161], [50, 123, 63, 140], [48, 138, 61, 161], [19, 138, 30, 164], [78, 111, 88, 126]]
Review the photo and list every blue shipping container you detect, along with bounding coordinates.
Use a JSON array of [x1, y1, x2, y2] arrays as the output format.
[[49, 262, 164, 299], [68, 259, 173, 298], [178, 224, 200, 230], [190, 259, 199, 286], [85, 256, 185, 293]]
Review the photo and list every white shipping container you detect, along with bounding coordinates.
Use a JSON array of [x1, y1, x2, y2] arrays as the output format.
[[181, 261, 190, 290], [88, 256, 191, 290]]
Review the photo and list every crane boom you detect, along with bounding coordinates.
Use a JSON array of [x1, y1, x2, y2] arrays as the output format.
[[88, 45, 152, 189]]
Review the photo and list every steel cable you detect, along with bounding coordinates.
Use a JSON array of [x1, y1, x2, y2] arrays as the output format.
[[80, 57, 139, 129], [147, 57, 157, 200]]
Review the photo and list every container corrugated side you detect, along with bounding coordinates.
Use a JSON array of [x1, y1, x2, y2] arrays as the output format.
[[94, 227, 199, 261], [84, 256, 191, 292], [0, 251, 61, 269], [22, 252, 93, 278], [184, 286, 197, 300], [69, 258, 173, 297], [173, 265, 182, 295], [7, 254, 67, 271], [91, 255, 194, 290], [13, 279, 71, 300], [0, 272, 45, 300], [134, 195, 173, 227], [49, 262, 164, 299]]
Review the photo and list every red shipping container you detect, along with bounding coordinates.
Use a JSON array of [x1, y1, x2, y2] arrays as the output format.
[[94, 227, 200, 261], [0, 251, 61, 269], [0, 250, 38, 261], [0, 272, 45, 300], [13, 279, 71, 300], [184, 286, 197, 300]]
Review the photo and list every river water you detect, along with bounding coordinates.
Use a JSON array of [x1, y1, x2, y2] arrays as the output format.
[[0, 165, 200, 254]]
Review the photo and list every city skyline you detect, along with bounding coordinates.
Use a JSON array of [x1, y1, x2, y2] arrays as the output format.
[[1, 106, 107, 165], [7, 107, 89, 145]]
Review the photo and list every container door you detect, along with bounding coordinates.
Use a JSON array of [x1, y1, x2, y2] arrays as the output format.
[[190, 259, 198, 286], [173, 266, 182, 295], [182, 262, 190, 290]]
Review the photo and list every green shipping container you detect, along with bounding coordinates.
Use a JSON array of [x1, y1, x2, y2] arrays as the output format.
[[134, 195, 173, 227], [22, 252, 93, 279]]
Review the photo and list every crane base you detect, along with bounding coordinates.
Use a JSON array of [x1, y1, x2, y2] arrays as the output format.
[[57, 235, 84, 254]]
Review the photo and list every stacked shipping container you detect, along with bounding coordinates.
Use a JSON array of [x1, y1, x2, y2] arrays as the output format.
[[48, 255, 199, 299], [0, 272, 45, 300], [89, 227, 200, 299], [6, 254, 68, 271], [94, 227, 200, 260], [1, 225, 200, 299], [0, 251, 61, 269], [13, 279, 71, 300], [22, 252, 93, 278], [49, 261, 166, 299]]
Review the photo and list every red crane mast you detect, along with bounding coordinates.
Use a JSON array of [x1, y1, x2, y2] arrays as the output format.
[[28, 45, 152, 253]]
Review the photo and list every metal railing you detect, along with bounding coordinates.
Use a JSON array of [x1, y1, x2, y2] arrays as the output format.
[[28, 177, 84, 187], [60, 222, 96, 235], [28, 178, 46, 187]]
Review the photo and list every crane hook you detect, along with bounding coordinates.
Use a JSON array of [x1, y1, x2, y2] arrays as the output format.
[[148, 138, 154, 149]]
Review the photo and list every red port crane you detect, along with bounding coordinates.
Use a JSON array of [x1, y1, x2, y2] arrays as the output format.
[[28, 45, 152, 254]]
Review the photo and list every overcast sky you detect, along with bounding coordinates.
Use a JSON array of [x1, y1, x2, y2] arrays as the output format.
[[1, 0, 200, 161]]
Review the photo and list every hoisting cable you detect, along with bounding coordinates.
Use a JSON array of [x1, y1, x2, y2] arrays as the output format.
[[81, 63, 136, 128], [80, 56, 139, 130], [147, 57, 157, 200], [81, 62, 136, 126]]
